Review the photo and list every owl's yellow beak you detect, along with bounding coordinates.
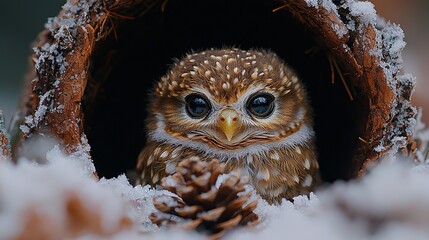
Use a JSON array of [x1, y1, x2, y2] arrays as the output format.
[[219, 109, 239, 142]]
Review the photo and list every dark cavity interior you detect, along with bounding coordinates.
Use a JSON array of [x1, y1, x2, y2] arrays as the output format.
[[83, 0, 362, 182]]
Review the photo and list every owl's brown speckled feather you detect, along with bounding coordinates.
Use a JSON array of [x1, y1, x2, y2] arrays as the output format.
[[136, 48, 320, 203]]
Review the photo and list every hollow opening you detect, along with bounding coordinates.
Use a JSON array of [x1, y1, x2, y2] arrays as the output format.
[[83, 0, 363, 182]]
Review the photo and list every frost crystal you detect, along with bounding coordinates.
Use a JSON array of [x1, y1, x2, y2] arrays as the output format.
[[304, 0, 344, 37], [20, 90, 54, 134], [331, 23, 348, 38], [304, 0, 319, 8], [347, 1, 377, 26], [24, 0, 101, 136], [374, 23, 417, 153]]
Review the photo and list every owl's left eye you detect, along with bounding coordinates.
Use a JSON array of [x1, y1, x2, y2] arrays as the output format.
[[247, 93, 275, 118], [185, 93, 211, 118]]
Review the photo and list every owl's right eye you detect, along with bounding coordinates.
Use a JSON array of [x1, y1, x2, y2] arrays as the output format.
[[185, 93, 211, 118], [246, 93, 275, 118]]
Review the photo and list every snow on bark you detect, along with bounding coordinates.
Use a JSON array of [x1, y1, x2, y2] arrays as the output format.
[[298, 0, 417, 157], [346, 1, 377, 26], [21, 0, 101, 136], [374, 24, 417, 154]]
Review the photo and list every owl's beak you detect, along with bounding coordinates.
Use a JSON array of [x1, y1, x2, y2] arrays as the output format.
[[219, 109, 239, 142]]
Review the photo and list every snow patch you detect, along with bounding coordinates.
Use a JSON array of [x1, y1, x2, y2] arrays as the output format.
[[374, 23, 417, 154], [20, 90, 53, 134], [347, 1, 377, 26], [2, 138, 429, 239], [24, 0, 102, 136], [304, 0, 337, 13], [331, 22, 348, 38], [0, 157, 130, 239], [98, 175, 170, 232], [304, 0, 318, 8], [303, 0, 345, 38]]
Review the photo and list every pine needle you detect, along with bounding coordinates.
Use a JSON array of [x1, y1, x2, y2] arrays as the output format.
[[111, 20, 119, 41], [358, 137, 369, 144], [138, 0, 160, 18], [327, 55, 335, 84], [272, 4, 290, 13], [107, 11, 135, 20], [328, 54, 354, 101], [102, 0, 135, 20], [305, 46, 318, 55], [161, 0, 169, 12]]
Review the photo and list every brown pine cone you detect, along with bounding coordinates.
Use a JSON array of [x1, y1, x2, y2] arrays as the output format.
[[150, 157, 259, 239]]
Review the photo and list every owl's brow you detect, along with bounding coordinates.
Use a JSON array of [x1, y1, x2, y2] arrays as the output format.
[[187, 84, 268, 108], [230, 84, 270, 108]]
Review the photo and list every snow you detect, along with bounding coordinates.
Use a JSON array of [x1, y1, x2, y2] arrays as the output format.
[[304, 0, 337, 13], [0, 156, 131, 239], [374, 23, 417, 154], [304, 0, 318, 8], [98, 175, 164, 232], [309, 0, 418, 156], [331, 22, 348, 38], [303, 0, 345, 37], [347, 1, 377, 26], [2, 139, 429, 239], [226, 159, 429, 240], [69, 135, 96, 175], [22, 0, 101, 138], [20, 90, 53, 135]]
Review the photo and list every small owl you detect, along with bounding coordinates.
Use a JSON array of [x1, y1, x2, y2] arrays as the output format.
[[137, 48, 320, 203]]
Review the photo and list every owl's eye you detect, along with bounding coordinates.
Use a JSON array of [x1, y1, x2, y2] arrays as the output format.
[[247, 93, 275, 118], [185, 93, 211, 118]]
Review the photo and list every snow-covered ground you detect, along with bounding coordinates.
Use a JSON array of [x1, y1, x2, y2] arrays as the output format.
[[1, 140, 429, 240]]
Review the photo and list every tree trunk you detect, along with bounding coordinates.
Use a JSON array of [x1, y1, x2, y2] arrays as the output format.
[[14, 0, 417, 181]]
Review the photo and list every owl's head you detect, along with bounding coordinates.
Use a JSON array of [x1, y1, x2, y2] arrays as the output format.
[[148, 48, 313, 155]]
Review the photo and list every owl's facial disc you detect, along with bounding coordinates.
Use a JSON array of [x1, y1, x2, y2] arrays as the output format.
[[152, 48, 310, 150], [181, 88, 278, 145]]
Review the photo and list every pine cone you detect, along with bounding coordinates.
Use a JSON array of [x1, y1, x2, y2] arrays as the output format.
[[150, 157, 259, 239]]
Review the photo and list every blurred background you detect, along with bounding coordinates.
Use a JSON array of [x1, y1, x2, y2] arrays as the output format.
[[0, 0, 64, 127], [0, 0, 428, 127]]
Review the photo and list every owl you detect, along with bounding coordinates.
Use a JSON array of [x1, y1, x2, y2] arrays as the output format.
[[136, 48, 320, 203]]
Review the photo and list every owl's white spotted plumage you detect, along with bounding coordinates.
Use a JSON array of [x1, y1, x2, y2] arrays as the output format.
[[136, 48, 320, 203]]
